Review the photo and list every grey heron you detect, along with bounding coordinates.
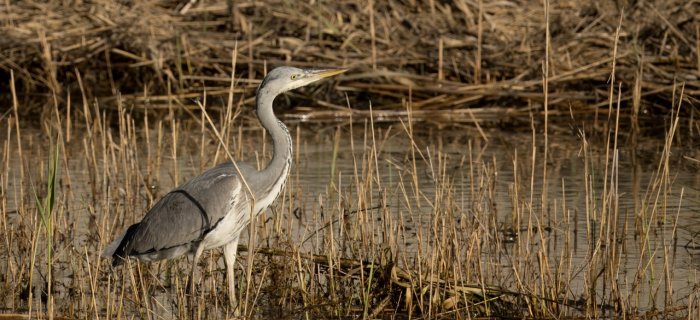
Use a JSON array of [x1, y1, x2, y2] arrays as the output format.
[[102, 66, 347, 305]]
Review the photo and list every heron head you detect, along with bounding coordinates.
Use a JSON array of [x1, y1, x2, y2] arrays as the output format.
[[258, 66, 348, 96]]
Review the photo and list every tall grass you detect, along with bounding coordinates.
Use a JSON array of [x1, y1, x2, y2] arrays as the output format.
[[30, 129, 59, 318], [1, 24, 699, 320], [0, 91, 697, 319]]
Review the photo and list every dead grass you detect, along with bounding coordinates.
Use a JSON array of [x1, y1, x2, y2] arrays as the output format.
[[1, 1, 700, 319], [0, 74, 698, 318], [1, 0, 699, 120]]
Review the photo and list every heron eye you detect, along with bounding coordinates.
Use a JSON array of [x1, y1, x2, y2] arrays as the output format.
[[291, 74, 300, 80]]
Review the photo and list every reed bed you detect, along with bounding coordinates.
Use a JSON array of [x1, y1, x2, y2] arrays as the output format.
[[1, 0, 699, 120], [1, 71, 699, 319], [2, 0, 700, 319]]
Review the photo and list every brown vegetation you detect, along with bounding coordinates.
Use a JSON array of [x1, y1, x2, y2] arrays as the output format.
[[1, 0, 698, 119], [1, 1, 699, 319]]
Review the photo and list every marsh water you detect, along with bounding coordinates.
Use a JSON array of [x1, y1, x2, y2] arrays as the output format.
[[2, 115, 699, 318]]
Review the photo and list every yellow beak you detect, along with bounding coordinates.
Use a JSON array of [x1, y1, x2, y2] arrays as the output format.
[[312, 68, 349, 78]]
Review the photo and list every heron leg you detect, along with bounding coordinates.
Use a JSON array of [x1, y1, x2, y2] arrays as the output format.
[[189, 243, 205, 299], [223, 237, 240, 308]]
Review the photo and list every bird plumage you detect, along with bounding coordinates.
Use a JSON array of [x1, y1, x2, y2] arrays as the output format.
[[105, 162, 253, 264], [102, 66, 347, 306]]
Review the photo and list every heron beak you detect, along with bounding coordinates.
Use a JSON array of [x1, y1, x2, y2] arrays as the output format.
[[310, 68, 349, 79]]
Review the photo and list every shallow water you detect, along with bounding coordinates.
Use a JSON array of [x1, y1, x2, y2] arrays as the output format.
[[1, 116, 699, 318], [293, 120, 700, 313]]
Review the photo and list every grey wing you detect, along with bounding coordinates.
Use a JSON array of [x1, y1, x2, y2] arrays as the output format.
[[123, 163, 243, 259]]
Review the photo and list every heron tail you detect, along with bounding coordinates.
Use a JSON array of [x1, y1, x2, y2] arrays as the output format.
[[102, 222, 140, 266]]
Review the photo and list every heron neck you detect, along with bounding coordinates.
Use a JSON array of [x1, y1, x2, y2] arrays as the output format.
[[256, 91, 292, 184]]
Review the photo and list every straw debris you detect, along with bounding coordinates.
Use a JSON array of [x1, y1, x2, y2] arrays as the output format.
[[1, 0, 698, 118]]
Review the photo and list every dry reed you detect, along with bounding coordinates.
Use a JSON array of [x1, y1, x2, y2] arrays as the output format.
[[0, 0, 698, 121], [1, 1, 700, 319]]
